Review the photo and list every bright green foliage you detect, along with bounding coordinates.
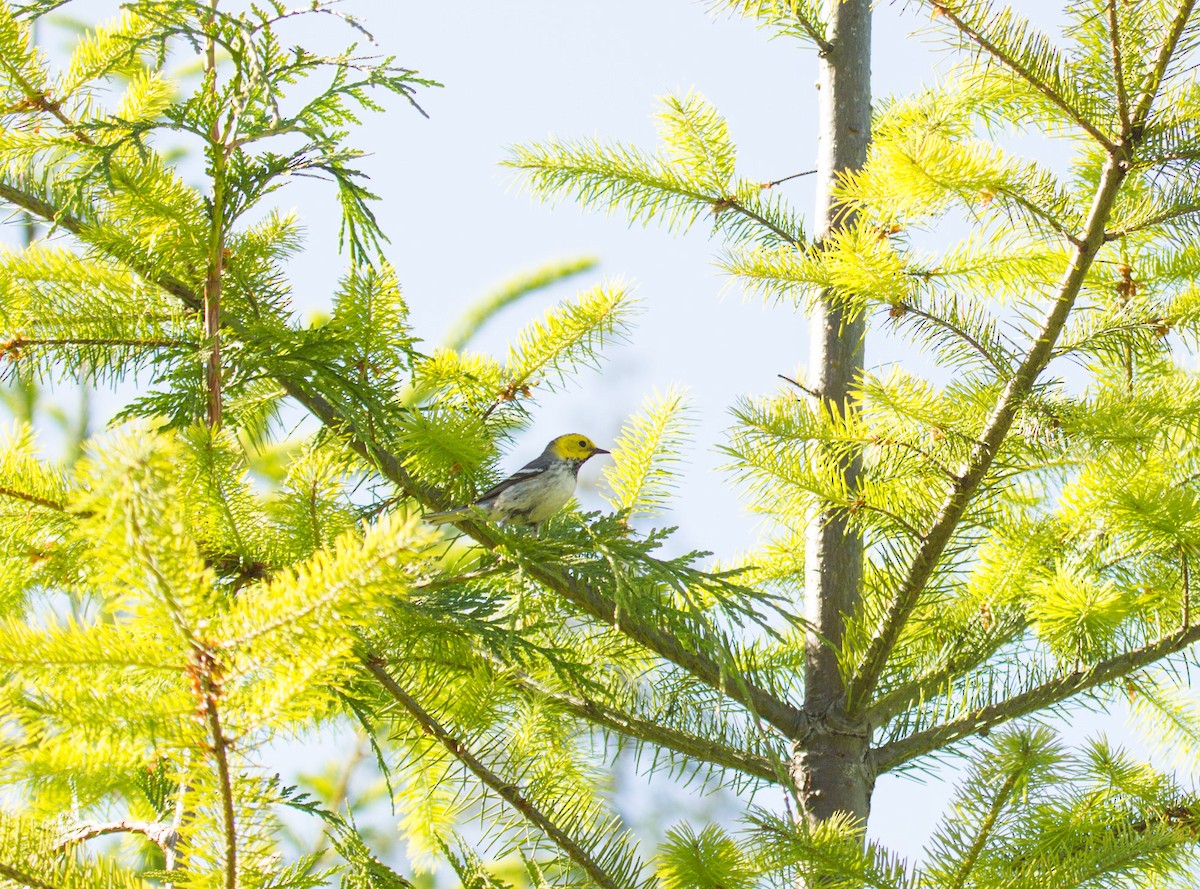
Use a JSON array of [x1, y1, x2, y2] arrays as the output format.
[[442, 255, 599, 352], [504, 282, 635, 393], [504, 0, 1200, 886], [719, 0, 827, 46], [743, 810, 914, 889], [0, 813, 150, 889], [924, 729, 1199, 889], [656, 824, 754, 889], [602, 387, 693, 519], [0, 3, 792, 887], [507, 90, 803, 248], [7, 1, 1200, 889]]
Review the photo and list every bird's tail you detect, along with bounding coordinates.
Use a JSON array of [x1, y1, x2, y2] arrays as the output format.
[[423, 508, 468, 525]]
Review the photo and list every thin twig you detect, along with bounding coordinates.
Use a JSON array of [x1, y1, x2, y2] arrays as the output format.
[[777, 373, 822, 401], [363, 656, 627, 889], [761, 169, 818, 189]]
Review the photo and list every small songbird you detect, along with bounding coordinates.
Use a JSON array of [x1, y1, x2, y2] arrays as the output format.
[[424, 434, 610, 530]]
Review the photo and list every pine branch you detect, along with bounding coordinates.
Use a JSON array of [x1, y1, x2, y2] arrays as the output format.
[[514, 555, 806, 736], [0, 183, 86, 239], [203, 0, 225, 430], [506, 669, 783, 783], [791, 14, 829, 54], [2, 336, 193, 352], [507, 111, 804, 248], [867, 615, 1029, 724], [890, 302, 1008, 375], [719, 0, 831, 54], [715, 194, 801, 243], [0, 180, 436, 502], [854, 0, 1200, 743], [1127, 0, 1197, 135], [873, 620, 1200, 771], [846, 147, 1133, 714], [1106, 0, 1131, 134], [945, 769, 1019, 889], [924, 1, 1115, 150], [0, 483, 65, 511], [1106, 201, 1200, 238], [363, 656, 628, 889], [0, 30, 88, 144]]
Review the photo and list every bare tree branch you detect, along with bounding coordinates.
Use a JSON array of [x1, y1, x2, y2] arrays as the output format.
[[55, 819, 178, 852]]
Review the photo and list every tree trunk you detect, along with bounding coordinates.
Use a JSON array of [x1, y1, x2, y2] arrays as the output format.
[[794, 0, 874, 831]]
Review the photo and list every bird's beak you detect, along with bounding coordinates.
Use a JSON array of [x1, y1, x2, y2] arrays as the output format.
[[593, 447, 611, 455]]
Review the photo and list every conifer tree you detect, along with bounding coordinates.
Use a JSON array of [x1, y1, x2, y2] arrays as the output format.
[[6, 2, 1200, 889]]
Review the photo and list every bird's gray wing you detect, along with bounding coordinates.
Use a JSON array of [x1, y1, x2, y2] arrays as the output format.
[[473, 459, 548, 503]]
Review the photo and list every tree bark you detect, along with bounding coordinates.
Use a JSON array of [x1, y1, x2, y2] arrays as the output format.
[[793, 0, 874, 831]]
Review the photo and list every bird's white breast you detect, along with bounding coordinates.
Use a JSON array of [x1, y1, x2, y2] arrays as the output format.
[[492, 465, 577, 524]]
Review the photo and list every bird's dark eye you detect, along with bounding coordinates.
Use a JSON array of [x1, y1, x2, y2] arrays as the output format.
[[577, 439, 587, 448]]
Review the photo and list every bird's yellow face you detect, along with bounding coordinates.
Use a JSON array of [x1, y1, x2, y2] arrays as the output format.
[[550, 434, 609, 461]]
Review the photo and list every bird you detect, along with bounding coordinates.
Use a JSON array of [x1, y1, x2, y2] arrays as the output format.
[[424, 434, 610, 531]]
